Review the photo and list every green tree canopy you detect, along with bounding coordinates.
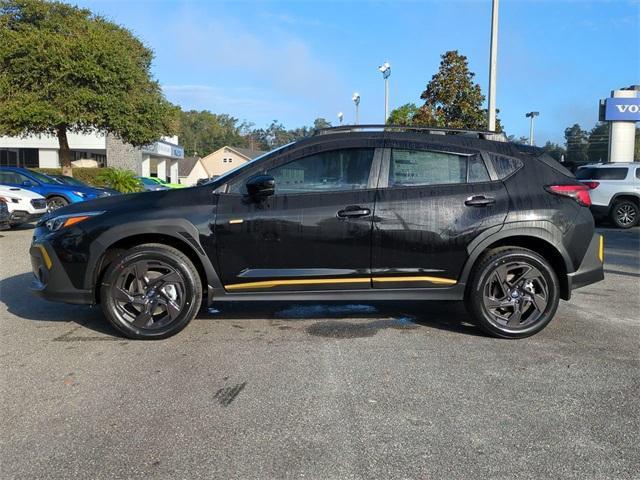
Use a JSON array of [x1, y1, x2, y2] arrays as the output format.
[[0, 0, 178, 175], [387, 103, 419, 126], [541, 141, 566, 162], [179, 110, 247, 157], [587, 122, 609, 163], [413, 50, 502, 131], [564, 124, 589, 165]]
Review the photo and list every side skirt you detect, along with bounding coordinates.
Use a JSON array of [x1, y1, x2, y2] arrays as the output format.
[[208, 284, 466, 303]]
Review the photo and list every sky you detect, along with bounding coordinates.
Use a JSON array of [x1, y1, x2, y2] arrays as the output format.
[[75, 0, 639, 145]]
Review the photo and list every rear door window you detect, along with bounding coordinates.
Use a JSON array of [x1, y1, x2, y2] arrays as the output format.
[[389, 149, 488, 186], [592, 168, 628, 180]]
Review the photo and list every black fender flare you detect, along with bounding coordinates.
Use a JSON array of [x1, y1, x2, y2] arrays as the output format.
[[458, 221, 574, 289], [84, 218, 222, 293]]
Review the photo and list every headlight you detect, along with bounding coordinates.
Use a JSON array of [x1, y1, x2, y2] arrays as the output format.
[[72, 191, 87, 198], [44, 211, 105, 232]]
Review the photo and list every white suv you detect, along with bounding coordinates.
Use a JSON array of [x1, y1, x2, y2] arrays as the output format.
[[576, 163, 640, 228], [0, 185, 48, 227]]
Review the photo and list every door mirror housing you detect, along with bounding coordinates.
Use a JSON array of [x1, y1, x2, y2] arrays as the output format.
[[21, 180, 33, 187], [246, 175, 275, 198]]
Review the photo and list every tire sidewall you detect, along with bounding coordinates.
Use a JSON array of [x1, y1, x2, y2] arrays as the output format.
[[101, 247, 200, 339], [469, 250, 560, 339], [611, 201, 638, 229]]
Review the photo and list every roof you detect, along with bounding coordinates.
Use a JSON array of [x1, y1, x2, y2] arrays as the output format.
[[230, 147, 265, 159], [178, 156, 201, 177]]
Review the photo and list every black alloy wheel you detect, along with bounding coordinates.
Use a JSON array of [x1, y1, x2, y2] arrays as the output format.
[[611, 200, 638, 229], [466, 247, 560, 339], [101, 244, 202, 339]]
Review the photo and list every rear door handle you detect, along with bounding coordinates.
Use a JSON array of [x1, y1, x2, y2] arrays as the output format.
[[465, 195, 495, 207], [337, 206, 371, 218]]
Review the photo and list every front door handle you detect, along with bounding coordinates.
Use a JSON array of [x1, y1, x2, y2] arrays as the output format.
[[337, 205, 371, 218], [465, 195, 496, 207]]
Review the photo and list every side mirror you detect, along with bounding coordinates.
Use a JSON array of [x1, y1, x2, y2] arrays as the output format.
[[246, 175, 275, 198], [21, 180, 33, 187]]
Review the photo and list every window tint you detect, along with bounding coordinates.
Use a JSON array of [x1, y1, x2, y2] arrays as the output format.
[[0, 171, 29, 184], [575, 168, 596, 180], [490, 155, 522, 179], [636, 168, 640, 180], [390, 149, 472, 186], [266, 148, 374, 194], [576, 167, 628, 180], [468, 156, 491, 182]]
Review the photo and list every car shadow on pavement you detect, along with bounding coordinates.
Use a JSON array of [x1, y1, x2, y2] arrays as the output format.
[[0, 272, 119, 337], [204, 300, 484, 337]]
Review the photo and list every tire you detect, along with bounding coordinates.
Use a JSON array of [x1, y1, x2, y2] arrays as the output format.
[[610, 200, 638, 229], [47, 196, 69, 210], [465, 247, 560, 339], [100, 243, 202, 340]]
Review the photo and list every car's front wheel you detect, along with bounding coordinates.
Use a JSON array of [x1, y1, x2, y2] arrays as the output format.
[[100, 244, 202, 339], [47, 196, 69, 210], [610, 200, 638, 229], [466, 247, 560, 339]]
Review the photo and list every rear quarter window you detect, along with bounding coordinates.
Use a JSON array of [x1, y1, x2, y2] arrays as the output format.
[[489, 155, 522, 179]]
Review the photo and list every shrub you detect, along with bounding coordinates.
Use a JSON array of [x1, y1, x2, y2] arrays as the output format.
[[97, 168, 143, 193]]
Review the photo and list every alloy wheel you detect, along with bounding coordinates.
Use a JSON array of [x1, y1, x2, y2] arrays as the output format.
[[615, 204, 637, 227], [482, 261, 549, 330], [110, 259, 186, 330], [47, 198, 67, 210]]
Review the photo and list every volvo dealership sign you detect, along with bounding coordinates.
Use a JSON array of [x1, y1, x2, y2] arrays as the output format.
[[142, 140, 184, 159], [604, 97, 640, 121]]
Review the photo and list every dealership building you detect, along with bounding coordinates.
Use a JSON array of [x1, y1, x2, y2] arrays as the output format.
[[0, 132, 185, 183]]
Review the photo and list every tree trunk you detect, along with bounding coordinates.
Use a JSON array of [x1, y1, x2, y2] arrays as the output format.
[[56, 126, 73, 177]]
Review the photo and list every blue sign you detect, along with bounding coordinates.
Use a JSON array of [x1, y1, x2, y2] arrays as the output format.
[[605, 98, 640, 121]]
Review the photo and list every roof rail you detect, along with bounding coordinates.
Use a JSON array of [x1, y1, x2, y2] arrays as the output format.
[[313, 124, 508, 142]]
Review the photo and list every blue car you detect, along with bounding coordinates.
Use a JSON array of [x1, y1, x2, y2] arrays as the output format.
[[0, 167, 109, 210]]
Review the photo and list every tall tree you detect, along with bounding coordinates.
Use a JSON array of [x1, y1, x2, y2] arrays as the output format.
[[541, 141, 566, 162], [587, 122, 609, 163], [388, 103, 419, 126], [179, 110, 247, 157], [0, 0, 178, 175], [564, 124, 589, 165], [413, 51, 502, 131]]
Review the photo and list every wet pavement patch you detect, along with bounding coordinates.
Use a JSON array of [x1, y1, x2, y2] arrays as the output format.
[[276, 304, 378, 319], [214, 382, 247, 407], [306, 317, 418, 339]]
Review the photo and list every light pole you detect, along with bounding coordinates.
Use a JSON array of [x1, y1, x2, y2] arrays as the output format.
[[526, 111, 539, 146], [487, 0, 499, 131], [337, 112, 344, 125], [378, 62, 391, 123], [352, 93, 361, 125]]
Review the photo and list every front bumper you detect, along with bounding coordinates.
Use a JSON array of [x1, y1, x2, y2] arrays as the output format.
[[10, 210, 45, 225], [29, 242, 93, 305], [566, 233, 605, 294]]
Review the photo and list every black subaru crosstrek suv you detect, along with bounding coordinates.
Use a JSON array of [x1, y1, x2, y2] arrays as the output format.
[[30, 126, 604, 340]]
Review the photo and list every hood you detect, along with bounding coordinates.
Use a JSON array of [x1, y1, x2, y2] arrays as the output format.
[[0, 185, 46, 200]]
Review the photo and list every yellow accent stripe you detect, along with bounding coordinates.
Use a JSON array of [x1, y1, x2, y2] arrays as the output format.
[[225, 277, 371, 291], [598, 235, 604, 263], [225, 275, 457, 291], [372, 275, 457, 285], [229, 219, 244, 224], [37, 245, 52, 270]]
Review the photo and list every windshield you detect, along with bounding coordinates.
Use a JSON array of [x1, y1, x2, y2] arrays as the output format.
[[57, 176, 85, 186], [27, 170, 59, 185]]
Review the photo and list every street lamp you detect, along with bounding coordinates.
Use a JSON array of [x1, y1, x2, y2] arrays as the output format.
[[525, 111, 539, 146], [378, 62, 391, 123], [487, 0, 499, 131], [337, 112, 344, 125], [352, 92, 361, 125]]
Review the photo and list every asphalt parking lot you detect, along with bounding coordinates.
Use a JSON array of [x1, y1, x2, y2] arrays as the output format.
[[0, 225, 638, 480]]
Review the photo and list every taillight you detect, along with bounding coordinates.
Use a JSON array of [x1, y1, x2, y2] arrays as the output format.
[[545, 184, 592, 207], [582, 181, 599, 190]]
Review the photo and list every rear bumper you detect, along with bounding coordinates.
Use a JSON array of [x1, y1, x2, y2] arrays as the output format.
[[589, 205, 609, 218], [566, 233, 604, 296], [29, 243, 93, 305]]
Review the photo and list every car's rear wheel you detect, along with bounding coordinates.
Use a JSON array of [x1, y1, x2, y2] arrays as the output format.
[[47, 196, 68, 210], [610, 200, 638, 229], [100, 244, 202, 339], [466, 248, 560, 339]]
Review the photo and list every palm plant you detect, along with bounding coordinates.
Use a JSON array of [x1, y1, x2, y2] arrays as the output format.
[[97, 168, 143, 193]]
